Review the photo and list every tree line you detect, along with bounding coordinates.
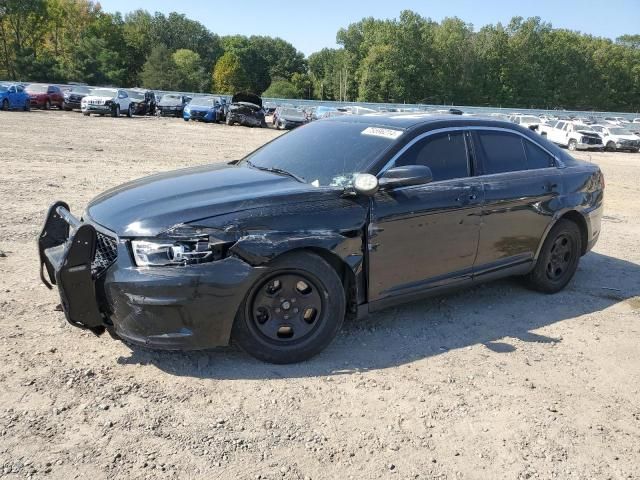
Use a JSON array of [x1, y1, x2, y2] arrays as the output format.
[[1, 1, 639, 111]]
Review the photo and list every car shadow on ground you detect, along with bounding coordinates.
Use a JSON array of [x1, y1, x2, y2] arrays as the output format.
[[116, 251, 640, 379]]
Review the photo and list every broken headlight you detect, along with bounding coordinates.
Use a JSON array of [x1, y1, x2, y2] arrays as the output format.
[[131, 237, 231, 267]]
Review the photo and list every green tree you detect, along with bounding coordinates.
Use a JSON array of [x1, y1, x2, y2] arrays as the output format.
[[172, 48, 206, 92], [212, 51, 250, 94], [263, 79, 300, 98], [140, 44, 179, 90]]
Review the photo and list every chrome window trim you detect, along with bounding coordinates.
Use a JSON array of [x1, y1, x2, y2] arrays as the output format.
[[377, 125, 563, 177]]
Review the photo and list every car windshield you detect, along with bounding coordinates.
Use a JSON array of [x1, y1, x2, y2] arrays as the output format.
[[161, 94, 182, 104], [91, 88, 116, 97], [241, 120, 401, 187], [574, 124, 595, 132], [126, 90, 144, 100], [71, 86, 91, 94], [609, 128, 633, 135], [281, 108, 302, 116], [0, 85, 8, 92], [189, 96, 215, 107], [26, 84, 47, 93]]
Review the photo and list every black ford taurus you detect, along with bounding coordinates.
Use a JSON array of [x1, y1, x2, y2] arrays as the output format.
[[38, 114, 604, 363]]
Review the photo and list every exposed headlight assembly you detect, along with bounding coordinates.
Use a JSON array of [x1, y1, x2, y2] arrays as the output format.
[[131, 235, 232, 267]]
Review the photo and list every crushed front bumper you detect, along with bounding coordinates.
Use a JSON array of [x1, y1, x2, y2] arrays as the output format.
[[38, 202, 262, 349], [38, 202, 108, 334]]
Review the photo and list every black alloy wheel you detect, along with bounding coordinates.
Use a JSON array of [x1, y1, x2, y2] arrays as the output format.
[[525, 219, 581, 293], [233, 252, 345, 364], [545, 234, 574, 281]]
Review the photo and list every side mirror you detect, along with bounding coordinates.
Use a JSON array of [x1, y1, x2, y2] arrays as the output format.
[[378, 165, 433, 190], [353, 173, 379, 196]]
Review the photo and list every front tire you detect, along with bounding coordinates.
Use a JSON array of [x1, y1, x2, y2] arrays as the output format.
[[23, 99, 30, 111], [44, 99, 51, 110], [525, 219, 582, 294], [606, 141, 616, 152], [127, 104, 133, 117], [112, 104, 120, 117], [1, 99, 8, 111], [568, 139, 577, 151], [232, 252, 346, 364]]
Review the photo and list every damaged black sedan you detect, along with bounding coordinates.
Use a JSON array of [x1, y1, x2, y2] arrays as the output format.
[[38, 115, 604, 363]]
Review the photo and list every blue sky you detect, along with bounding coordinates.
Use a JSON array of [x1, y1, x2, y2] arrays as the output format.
[[98, 0, 639, 56]]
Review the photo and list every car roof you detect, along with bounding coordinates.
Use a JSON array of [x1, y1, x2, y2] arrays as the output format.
[[322, 112, 526, 131]]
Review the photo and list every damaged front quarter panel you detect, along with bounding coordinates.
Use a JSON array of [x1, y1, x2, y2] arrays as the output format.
[[187, 194, 370, 305]]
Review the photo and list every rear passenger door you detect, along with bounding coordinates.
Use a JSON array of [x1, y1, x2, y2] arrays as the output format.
[[471, 129, 560, 276]]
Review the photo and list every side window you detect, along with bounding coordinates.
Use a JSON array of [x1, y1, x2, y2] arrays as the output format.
[[523, 140, 555, 169], [476, 131, 528, 174], [394, 131, 469, 181], [556, 121, 565, 130], [9, 86, 16, 93], [16, 85, 23, 93]]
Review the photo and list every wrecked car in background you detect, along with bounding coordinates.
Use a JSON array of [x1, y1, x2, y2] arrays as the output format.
[[226, 92, 266, 127], [38, 114, 603, 364], [273, 107, 307, 130], [126, 89, 156, 116], [157, 93, 190, 117], [63, 85, 93, 111], [538, 120, 604, 151]]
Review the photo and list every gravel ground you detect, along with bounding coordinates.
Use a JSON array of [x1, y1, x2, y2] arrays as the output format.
[[0, 110, 639, 480]]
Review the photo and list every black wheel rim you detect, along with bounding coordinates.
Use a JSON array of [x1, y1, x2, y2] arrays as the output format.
[[546, 234, 574, 281], [248, 272, 324, 344]]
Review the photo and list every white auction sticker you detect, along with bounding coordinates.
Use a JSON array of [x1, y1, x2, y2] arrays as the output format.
[[361, 127, 403, 139]]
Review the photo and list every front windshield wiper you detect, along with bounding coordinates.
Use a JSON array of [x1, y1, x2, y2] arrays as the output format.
[[246, 161, 306, 183]]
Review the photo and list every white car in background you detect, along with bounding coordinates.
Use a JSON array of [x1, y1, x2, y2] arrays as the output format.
[[81, 88, 134, 117], [538, 120, 604, 151], [591, 125, 640, 152], [509, 114, 542, 131], [603, 116, 630, 126]]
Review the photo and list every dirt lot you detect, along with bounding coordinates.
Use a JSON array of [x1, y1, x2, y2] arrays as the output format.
[[0, 110, 639, 480]]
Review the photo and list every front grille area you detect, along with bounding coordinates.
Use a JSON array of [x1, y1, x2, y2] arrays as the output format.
[[92, 231, 118, 277], [584, 136, 601, 145], [191, 110, 206, 119]]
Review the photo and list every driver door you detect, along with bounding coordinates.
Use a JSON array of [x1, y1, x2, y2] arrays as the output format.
[[368, 130, 483, 302]]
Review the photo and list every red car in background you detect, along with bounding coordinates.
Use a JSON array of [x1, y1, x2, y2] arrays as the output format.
[[25, 84, 64, 109]]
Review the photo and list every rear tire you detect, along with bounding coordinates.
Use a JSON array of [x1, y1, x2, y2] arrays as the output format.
[[606, 141, 616, 152], [1, 99, 8, 111], [23, 99, 30, 111], [232, 251, 345, 364], [44, 99, 51, 110], [525, 219, 582, 294], [127, 104, 133, 118]]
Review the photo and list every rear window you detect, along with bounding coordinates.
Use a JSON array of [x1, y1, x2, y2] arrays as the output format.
[[477, 131, 553, 174]]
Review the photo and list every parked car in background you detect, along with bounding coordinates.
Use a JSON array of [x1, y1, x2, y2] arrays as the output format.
[[538, 120, 604, 151], [183, 95, 225, 123], [81, 88, 134, 117], [157, 93, 189, 117], [0, 83, 30, 111], [126, 89, 156, 116], [226, 92, 266, 127], [510, 114, 542, 131], [263, 102, 277, 115], [63, 85, 93, 111], [25, 84, 64, 109], [603, 116, 630, 125], [274, 107, 307, 129], [38, 115, 604, 363], [591, 125, 640, 152]]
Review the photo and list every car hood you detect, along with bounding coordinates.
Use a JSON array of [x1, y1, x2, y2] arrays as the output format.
[[86, 164, 322, 237], [610, 134, 639, 141], [187, 104, 214, 111], [281, 113, 306, 122], [83, 95, 114, 102]]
